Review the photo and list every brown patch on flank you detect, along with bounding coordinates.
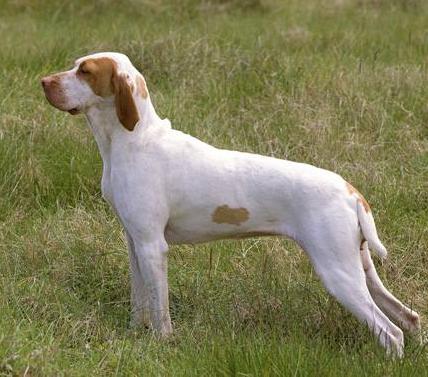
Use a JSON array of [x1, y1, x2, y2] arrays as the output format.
[[212, 205, 250, 226], [346, 182, 371, 213], [136, 75, 148, 99]]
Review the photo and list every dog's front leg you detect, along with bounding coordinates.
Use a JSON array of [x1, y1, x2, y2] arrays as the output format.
[[131, 235, 172, 337], [126, 231, 150, 329]]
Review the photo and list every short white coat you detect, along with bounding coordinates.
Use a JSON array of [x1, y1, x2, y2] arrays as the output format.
[[41, 52, 420, 356]]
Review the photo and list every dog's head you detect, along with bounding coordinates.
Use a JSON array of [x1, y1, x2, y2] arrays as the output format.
[[41, 52, 148, 131]]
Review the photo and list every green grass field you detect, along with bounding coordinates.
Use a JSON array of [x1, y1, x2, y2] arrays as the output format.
[[1, 0, 427, 375]]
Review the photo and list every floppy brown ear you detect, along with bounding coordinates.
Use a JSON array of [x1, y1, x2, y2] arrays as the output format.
[[113, 73, 139, 131]]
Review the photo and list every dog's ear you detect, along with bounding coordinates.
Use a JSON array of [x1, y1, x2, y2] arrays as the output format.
[[136, 74, 148, 100], [113, 73, 139, 131]]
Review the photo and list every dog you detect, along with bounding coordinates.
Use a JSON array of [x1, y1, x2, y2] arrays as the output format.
[[41, 52, 420, 356]]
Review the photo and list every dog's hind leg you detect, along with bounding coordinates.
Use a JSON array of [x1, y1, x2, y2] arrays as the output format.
[[360, 241, 421, 337], [301, 224, 404, 356]]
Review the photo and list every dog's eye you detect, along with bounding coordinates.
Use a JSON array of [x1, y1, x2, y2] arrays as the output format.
[[78, 66, 90, 74]]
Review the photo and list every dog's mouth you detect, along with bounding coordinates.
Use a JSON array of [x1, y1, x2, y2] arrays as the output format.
[[68, 107, 81, 115]]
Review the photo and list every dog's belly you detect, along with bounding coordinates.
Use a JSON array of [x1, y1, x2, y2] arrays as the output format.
[[164, 213, 285, 245], [164, 225, 281, 245]]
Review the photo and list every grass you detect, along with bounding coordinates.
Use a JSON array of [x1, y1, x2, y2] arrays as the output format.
[[0, 0, 427, 375]]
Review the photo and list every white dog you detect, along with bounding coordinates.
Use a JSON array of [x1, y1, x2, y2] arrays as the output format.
[[41, 52, 420, 356]]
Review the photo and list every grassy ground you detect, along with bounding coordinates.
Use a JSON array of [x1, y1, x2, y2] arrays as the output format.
[[1, 0, 427, 375]]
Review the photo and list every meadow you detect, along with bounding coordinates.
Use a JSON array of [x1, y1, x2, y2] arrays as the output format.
[[0, 0, 427, 375]]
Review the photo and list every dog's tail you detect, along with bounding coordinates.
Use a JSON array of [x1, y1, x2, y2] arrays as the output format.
[[356, 198, 388, 260]]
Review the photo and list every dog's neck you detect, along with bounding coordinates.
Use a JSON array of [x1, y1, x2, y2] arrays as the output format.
[[85, 93, 164, 163]]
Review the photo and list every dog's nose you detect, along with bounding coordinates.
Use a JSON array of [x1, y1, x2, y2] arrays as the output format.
[[41, 77, 51, 88]]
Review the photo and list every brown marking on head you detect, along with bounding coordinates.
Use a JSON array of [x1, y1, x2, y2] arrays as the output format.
[[77, 57, 116, 97], [136, 75, 148, 99], [77, 57, 139, 131], [212, 205, 250, 226], [346, 182, 371, 213]]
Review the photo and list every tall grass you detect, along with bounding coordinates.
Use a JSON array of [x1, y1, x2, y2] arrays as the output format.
[[0, 0, 427, 375]]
